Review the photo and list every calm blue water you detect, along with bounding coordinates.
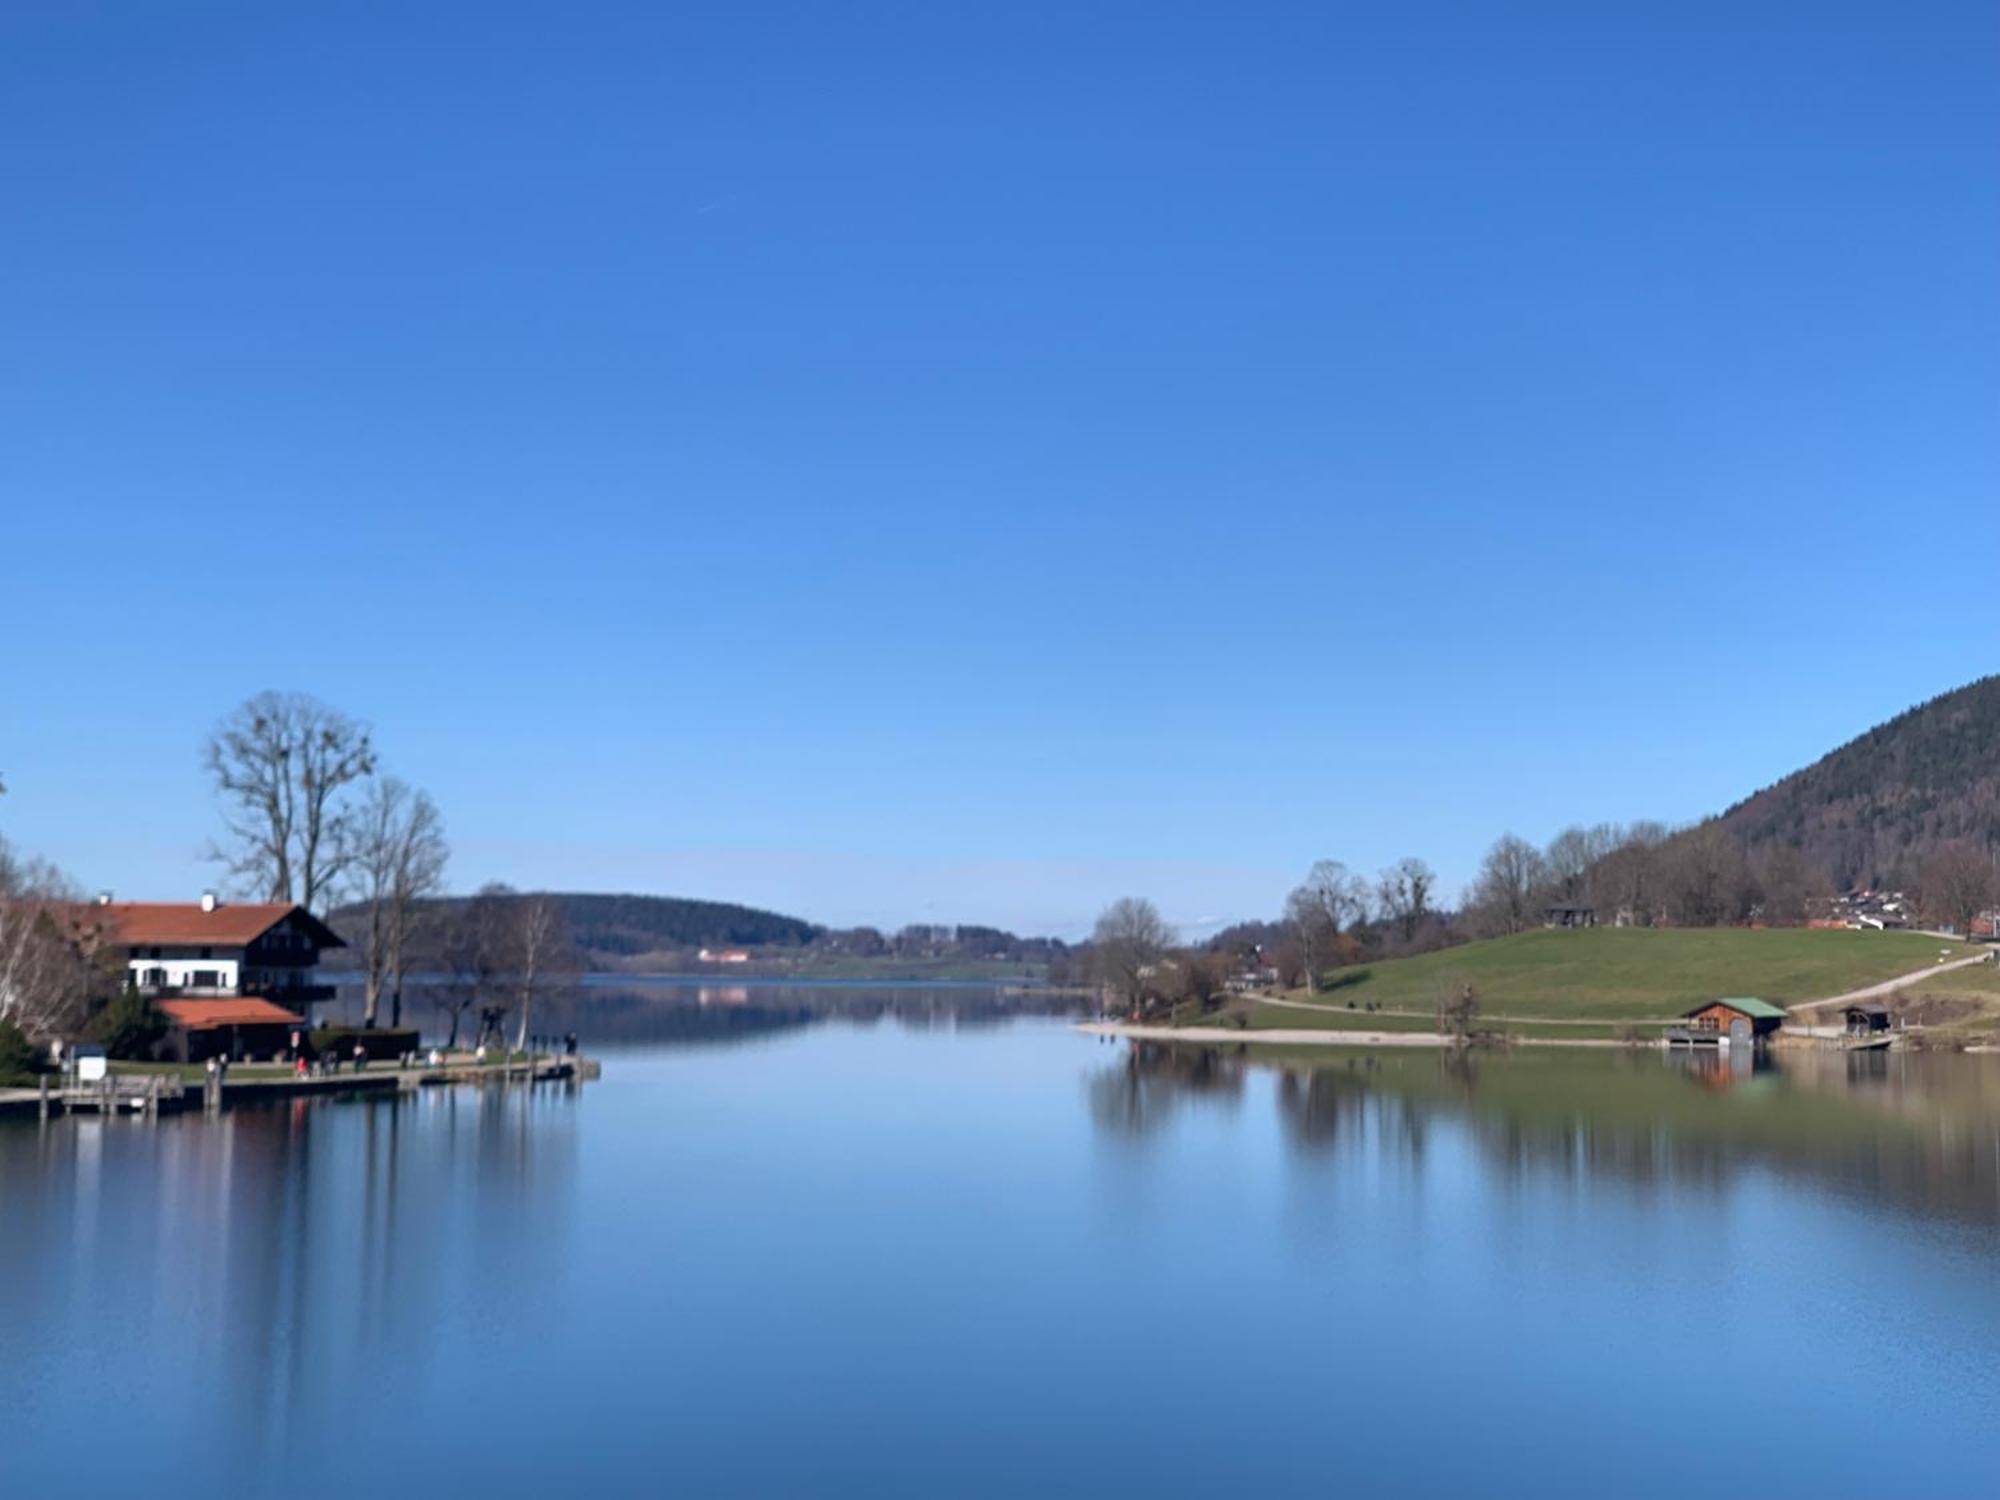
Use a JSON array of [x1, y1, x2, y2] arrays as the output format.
[[3, 997, 1999, 1497]]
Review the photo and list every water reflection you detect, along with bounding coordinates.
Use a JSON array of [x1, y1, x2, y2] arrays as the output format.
[[0, 1083, 577, 1485], [1096, 1042, 2000, 1227], [1087, 1039, 1248, 1136], [318, 977, 1086, 1049]]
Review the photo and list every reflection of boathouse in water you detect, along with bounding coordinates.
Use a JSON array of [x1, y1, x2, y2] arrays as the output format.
[[1665, 997, 1788, 1050]]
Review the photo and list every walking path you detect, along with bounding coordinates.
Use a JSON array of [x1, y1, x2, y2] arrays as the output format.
[[1785, 950, 1992, 1013]]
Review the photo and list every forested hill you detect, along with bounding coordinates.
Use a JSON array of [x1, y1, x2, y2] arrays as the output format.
[[546, 893, 821, 954], [1717, 676, 2000, 890], [329, 891, 820, 963]]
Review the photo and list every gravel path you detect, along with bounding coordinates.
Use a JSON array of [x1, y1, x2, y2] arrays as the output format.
[[1785, 950, 1993, 1012]]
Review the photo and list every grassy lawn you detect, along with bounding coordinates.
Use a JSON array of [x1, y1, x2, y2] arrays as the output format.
[[1250, 927, 1978, 1026]]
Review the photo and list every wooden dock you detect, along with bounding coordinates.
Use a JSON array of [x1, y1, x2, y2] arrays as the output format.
[[0, 1053, 600, 1121]]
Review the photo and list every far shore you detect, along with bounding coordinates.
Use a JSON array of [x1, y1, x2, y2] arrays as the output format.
[[1075, 1021, 1620, 1049]]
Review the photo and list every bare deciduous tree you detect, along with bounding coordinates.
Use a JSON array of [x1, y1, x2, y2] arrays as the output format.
[[205, 692, 377, 912], [1376, 857, 1437, 943], [1753, 844, 1830, 927], [0, 838, 100, 1040], [1435, 976, 1481, 1041], [1090, 897, 1175, 1017], [354, 777, 449, 1028], [1473, 834, 1547, 934], [1662, 822, 1749, 927], [438, 884, 511, 1049], [1285, 859, 1367, 990], [509, 893, 577, 1053], [1920, 841, 1997, 937]]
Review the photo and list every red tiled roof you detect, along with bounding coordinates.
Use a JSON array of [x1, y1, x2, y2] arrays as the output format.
[[157, 998, 306, 1030], [62, 901, 345, 948]]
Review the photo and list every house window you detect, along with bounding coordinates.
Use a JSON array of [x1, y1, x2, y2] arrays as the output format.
[[200, 947, 212, 959]]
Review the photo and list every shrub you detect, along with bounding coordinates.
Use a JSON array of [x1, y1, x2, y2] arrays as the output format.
[[0, 1019, 41, 1081], [86, 988, 168, 1060], [308, 1027, 419, 1062]]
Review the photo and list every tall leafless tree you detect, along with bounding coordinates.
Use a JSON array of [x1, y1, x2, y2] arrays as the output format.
[[1090, 897, 1175, 1017], [0, 838, 101, 1040], [1474, 834, 1547, 934], [205, 692, 377, 913], [1919, 841, 1997, 938], [508, 893, 578, 1053], [438, 884, 511, 1049], [1377, 857, 1437, 944], [353, 776, 449, 1028], [1283, 860, 1369, 991], [1283, 885, 1328, 993]]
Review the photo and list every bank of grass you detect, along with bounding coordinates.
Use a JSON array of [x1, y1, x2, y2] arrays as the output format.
[[1249, 927, 1977, 1028]]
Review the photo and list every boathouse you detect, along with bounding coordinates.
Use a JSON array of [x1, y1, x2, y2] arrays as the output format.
[[1844, 1001, 1893, 1037], [1668, 997, 1788, 1047]]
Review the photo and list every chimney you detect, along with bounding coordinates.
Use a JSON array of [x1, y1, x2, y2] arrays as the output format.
[[200, 890, 219, 913], [96, 890, 113, 906]]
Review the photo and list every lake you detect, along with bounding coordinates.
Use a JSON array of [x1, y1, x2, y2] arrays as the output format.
[[4, 982, 1999, 1497]]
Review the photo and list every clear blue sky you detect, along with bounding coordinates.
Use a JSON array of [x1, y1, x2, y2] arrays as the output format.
[[3, 2, 1996, 938]]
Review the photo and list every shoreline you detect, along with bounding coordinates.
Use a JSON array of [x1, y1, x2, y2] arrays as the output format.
[[1075, 1021, 1622, 1049]]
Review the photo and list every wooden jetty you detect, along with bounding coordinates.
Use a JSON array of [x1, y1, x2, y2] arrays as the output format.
[[0, 1052, 600, 1122]]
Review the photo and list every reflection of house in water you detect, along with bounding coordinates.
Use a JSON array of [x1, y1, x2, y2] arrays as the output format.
[[696, 987, 752, 1006], [1664, 1042, 1761, 1090]]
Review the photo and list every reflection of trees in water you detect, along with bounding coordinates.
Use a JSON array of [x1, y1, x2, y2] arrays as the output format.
[[1096, 1042, 2000, 1227], [1088, 1041, 1247, 1137], [320, 980, 1084, 1049], [1275, 1058, 1430, 1164], [0, 1084, 579, 1475]]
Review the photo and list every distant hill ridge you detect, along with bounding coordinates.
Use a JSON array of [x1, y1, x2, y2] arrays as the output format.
[[1717, 675, 2000, 890], [328, 890, 820, 962], [550, 892, 821, 954]]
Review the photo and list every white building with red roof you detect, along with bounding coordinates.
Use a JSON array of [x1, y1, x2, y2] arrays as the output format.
[[63, 893, 346, 1060]]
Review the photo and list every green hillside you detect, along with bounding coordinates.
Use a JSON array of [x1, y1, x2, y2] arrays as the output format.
[[1249, 927, 1978, 1027]]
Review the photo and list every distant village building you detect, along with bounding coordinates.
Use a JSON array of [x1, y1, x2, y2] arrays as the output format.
[[63, 894, 344, 1062], [1543, 903, 1598, 929], [697, 947, 752, 964]]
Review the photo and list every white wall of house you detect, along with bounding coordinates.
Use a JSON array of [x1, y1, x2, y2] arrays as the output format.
[[127, 952, 244, 992]]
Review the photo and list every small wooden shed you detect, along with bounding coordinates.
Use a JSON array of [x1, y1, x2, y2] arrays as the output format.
[[1844, 1001, 1892, 1036]]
